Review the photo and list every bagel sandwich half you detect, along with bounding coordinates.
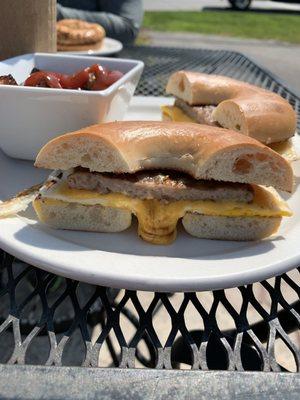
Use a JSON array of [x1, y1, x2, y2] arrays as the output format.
[[0, 122, 293, 245], [162, 71, 297, 160]]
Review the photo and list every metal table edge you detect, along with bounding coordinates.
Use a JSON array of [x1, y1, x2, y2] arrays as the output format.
[[0, 365, 299, 400]]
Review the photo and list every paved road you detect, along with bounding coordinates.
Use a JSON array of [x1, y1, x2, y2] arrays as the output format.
[[144, 0, 300, 11]]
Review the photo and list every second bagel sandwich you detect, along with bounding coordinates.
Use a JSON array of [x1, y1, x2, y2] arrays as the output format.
[[162, 71, 297, 159]]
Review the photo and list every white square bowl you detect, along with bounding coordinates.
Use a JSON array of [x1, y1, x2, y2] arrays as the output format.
[[0, 53, 144, 160]]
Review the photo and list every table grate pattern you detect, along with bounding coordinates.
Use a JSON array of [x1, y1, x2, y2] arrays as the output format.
[[0, 47, 300, 372], [120, 46, 300, 131], [0, 252, 299, 371]]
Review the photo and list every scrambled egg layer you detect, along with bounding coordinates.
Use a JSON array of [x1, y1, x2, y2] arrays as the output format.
[[37, 180, 291, 244]]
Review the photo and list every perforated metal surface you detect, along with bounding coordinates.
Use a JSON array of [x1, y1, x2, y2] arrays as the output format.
[[0, 46, 300, 373], [0, 252, 299, 371]]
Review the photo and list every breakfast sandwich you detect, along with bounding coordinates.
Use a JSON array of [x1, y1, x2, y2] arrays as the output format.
[[0, 121, 293, 245], [162, 71, 297, 159]]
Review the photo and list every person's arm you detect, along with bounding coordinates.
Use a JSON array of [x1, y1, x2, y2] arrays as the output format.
[[57, 0, 144, 44]]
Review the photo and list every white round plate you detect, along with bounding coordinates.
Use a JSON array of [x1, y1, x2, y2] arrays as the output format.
[[0, 96, 299, 292], [58, 37, 123, 56]]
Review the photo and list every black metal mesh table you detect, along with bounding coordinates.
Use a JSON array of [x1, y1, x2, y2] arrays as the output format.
[[0, 46, 300, 397]]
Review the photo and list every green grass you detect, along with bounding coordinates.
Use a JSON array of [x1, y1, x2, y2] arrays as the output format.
[[143, 11, 300, 44]]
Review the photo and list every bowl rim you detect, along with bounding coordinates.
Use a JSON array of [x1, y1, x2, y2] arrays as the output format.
[[0, 52, 144, 96]]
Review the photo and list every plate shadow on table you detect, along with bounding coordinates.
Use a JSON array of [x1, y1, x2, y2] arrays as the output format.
[[13, 215, 279, 261]]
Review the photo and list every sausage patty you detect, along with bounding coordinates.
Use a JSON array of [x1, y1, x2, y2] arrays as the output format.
[[67, 169, 254, 203], [175, 98, 218, 126]]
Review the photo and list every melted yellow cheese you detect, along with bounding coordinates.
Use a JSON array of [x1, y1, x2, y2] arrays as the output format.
[[40, 181, 291, 245], [161, 105, 194, 122]]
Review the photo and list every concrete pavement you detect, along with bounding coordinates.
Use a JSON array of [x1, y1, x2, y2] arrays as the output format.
[[144, 0, 300, 12]]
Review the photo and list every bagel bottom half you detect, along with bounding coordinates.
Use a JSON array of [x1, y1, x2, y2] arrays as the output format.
[[33, 198, 132, 233], [182, 213, 281, 241], [33, 197, 281, 242]]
